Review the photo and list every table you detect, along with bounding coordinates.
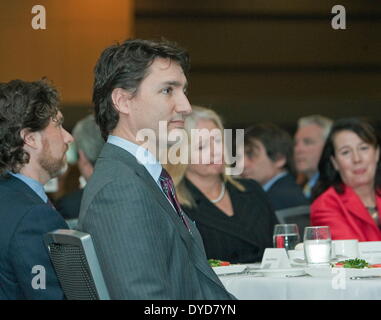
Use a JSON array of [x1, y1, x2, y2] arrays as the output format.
[[219, 272, 381, 300]]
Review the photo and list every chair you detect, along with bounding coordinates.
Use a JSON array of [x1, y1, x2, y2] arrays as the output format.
[[275, 205, 311, 236], [44, 229, 110, 300], [65, 219, 78, 230]]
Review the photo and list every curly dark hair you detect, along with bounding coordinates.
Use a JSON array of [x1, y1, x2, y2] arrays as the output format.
[[244, 123, 296, 176], [312, 117, 381, 200], [92, 38, 190, 141], [0, 79, 59, 175]]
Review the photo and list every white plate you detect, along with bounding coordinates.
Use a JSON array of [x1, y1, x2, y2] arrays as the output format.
[[250, 268, 306, 278], [305, 266, 381, 278], [212, 265, 247, 275], [244, 263, 262, 270]]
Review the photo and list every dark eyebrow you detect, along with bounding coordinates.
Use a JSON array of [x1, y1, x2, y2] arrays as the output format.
[[337, 145, 350, 152], [162, 81, 188, 90]]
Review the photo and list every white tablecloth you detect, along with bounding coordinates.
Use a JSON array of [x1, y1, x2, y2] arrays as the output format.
[[220, 273, 381, 300]]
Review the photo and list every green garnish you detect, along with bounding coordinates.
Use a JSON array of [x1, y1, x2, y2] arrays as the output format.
[[337, 258, 369, 269], [208, 259, 222, 267]]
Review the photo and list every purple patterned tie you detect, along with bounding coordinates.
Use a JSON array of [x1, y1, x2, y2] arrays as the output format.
[[159, 168, 191, 233]]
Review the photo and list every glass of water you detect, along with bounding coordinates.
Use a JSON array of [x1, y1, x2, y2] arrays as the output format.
[[273, 224, 300, 251], [304, 226, 332, 266]]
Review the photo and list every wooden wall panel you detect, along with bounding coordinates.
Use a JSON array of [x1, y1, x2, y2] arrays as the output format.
[[135, 1, 381, 127], [136, 0, 381, 15], [0, 0, 134, 105], [136, 19, 380, 66], [189, 72, 381, 126]]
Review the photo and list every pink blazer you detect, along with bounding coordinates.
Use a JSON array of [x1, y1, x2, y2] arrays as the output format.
[[311, 185, 381, 241]]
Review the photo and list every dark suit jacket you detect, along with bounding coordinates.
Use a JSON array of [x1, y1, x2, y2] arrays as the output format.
[[0, 174, 68, 300], [266, 173, 309, 211], [183, 178, 279, 264], [56, 189, 83, 219], [311, 185, 381, 241], [78, 143, 235, 300]]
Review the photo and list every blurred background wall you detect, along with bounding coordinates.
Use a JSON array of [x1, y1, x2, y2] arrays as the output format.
[[0, 0, 380, 132], [0, 0, 134, 129]]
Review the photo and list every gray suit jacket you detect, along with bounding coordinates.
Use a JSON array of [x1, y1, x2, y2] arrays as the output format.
[[78, 143, 235, 299]]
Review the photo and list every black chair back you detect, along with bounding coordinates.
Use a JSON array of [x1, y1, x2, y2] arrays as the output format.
[[275, 205, 311, 236], [44, 229, 110, 300]]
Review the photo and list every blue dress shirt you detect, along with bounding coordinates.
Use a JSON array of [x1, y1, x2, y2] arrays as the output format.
[[9, 172, 48, 203], [107, 135, 163, 189], [263, 171, 288, 192]]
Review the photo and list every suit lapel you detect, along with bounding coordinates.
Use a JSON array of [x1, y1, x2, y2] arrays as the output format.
[[3, 174, 46, 205], [342, 186, 378, 228], [101, 144, 227, 289], [133, 164, 193, 242]]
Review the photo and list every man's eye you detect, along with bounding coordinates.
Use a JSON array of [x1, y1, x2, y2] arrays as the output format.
[[304, 139, 314, 145], [162, 87, 172, 94]]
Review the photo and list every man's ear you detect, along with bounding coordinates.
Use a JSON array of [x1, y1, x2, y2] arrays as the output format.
[[274, 154, 286, 169], [20, 128, 41, 150], [111, 88, 132, 115]]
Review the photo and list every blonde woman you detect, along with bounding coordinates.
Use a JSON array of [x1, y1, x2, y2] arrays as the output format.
[[165, 106, 278, 263]]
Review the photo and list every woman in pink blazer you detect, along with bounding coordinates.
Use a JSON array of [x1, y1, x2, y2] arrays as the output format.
[[311, 118, 381, 241]]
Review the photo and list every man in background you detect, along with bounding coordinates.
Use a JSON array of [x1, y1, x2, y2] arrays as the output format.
[[56, 114, 104, 221], [241, 123, 308, 211], [0, 79, 72, 299], [294, 115, 333, 199]]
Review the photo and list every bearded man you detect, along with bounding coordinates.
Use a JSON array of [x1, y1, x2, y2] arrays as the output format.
[[0, 79, 73, 299]]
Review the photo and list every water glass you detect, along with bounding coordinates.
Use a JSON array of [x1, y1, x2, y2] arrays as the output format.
[[273, 224, 300, 251], [304, 226, 332, 266]]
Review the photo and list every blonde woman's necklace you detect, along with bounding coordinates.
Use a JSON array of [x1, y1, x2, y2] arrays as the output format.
[[210, 182, 225, 204]]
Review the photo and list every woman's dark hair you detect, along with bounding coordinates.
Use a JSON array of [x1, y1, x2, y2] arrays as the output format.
[[0, 79, 59, 175], [244, 123, 296, 176], [312, 117, 381, 200], [92, 38, 190, 141]]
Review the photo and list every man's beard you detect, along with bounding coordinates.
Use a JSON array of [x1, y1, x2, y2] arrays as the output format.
[[39, 140, 68, 179]]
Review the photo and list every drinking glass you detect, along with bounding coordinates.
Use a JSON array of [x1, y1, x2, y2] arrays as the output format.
[[304, 226, 332, 266], [273, 224, 300, 251]]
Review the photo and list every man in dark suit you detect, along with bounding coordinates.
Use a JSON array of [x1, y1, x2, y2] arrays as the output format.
[[241, 123, 309, 211], [0, 79, 73, 299], [78, 39, 235, 299], [294, 115, 333, 199]]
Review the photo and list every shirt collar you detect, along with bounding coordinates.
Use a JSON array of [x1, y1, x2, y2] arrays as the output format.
[[9, 172, 48, 203], [107, 135, 162, 184], [262, 171, 288, 192], [308, 172, 320, 188]]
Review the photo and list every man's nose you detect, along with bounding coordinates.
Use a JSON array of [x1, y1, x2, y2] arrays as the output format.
[[294, 141, 303, 153], [64, 128, 74, 144], [175, 93, 192, 115]]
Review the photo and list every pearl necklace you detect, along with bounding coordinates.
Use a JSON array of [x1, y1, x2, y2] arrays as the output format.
[[210, 183, 226, 204]]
